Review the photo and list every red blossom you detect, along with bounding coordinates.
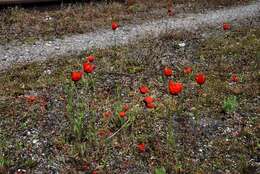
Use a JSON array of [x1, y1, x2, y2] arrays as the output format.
[[139, 85, 149, 94], [92, 171, 98, 174], [143, 96, 154, 104], [146, 103, 156, 109], [71, 71, 82, 82], [168, 9, 174, 16], [163, 67, 173, 76], [223, 23, 231, 31], [86, 55, 95, 62], [82, 162, 89, 171], [83, 62, 95, 73], [183, 66, 192, 74], [137, 143, 145, 152], [168, 80, 183, 95], [231, 74, 239, 82], [195, 73, 206, 85], [25, 95, 37, 103], [112, 21, 119, 30], [103, 111, 113, 119], [143, 96, 156, 109], [119, 111, 126, 118]]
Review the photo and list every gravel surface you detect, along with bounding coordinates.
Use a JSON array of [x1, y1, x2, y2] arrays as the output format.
[[0, 1, 259, 71]]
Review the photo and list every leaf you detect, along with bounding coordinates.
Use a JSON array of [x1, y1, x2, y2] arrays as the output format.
[[155, 167, 166, 174]]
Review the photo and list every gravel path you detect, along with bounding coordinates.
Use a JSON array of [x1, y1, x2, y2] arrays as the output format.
[[0, 1, 259, 71]]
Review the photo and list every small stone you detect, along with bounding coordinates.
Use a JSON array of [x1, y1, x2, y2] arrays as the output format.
[[43, 69, 52, 75], [178, 42, 186, 47]]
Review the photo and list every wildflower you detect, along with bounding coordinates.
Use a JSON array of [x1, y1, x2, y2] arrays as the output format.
[[103, 111, 113, 119], [86, 55, 95, 62], [139, 85, 149, 94], [82, 162, 89, 171], [168, 8, 174, 16], [71, 71, 82, 82], [223, 23, 231, 31], [83, 62, 95, 73], [137, 143, 145, 152], [168, 80, 183, 95], [195, 73, 206, 85], [183, 66, 192, 74], [167, 0, 174, 16], [143, 96, 154, 104], [146, 103, 156, 109], [25, 95, 37, 103], [92, 171, 98, 174], [119, 111, 126, 118], [231, 74, 239, 82], [143, 96, 156, 109], [112, 21, 119, 30], [163, 67, 173, 76]]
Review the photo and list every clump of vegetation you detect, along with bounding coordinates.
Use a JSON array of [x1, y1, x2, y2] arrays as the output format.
[[155, 167, 166, 174], [223, 95, 238, 113]]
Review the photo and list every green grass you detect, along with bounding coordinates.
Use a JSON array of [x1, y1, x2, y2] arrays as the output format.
[[223, 96, 238, 113]]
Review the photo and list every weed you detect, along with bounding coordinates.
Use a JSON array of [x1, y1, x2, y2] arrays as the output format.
[[223, 96, 238, 113], [155, 167, 166, 174], [64, 83, 87, 142], [0, 155, 10, 167]]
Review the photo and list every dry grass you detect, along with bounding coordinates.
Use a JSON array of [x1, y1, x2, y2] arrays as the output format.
[[0, 26, 259, 173], [0, 0, 253, 45]]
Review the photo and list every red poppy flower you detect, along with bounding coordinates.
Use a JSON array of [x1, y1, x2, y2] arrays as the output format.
[[103, 111, 112, 118], [82, 162, 89, 171], [139, 85, 149, 94], [195, 73, 206, 85], [83, 63, 95, 73], [137, 143, 145, 152], [25, 95, 37, 103], [146, 102, 156, 109], [143, 96, 154, 104], [112, 22, 119, 30], [87, 55, 95, 62], [183, 66, 192, 74], [168, 9, 174, 16], [92, 171, 98, 174], [119, 111, 126, 118], [123, 104, 129, 111], [231, 74, 239, 82], [71, 71, 82, 82], [168, 80, 183, 95], [164, 67, 173, 76], [223, 23, 231, 31]]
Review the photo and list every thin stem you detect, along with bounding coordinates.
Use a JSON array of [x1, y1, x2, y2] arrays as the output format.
[[106, 119, 130, 140]]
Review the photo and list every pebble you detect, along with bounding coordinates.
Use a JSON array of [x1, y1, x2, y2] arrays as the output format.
[[33, 139, 38, 144], [178, 42, 186, 47]]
